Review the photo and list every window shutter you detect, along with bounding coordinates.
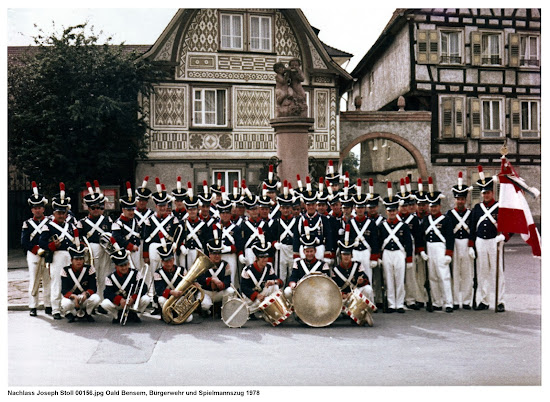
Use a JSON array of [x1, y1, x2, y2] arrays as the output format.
[[509, 33, 520, 67], [471, 31, 482, 66], [417, 30, 430, 64], [429, 31, 439, 63], [470, 98, 481, 138], [455, 98, 464, 138], [441, 98, 454, 138], [510, 98, 521, 138]]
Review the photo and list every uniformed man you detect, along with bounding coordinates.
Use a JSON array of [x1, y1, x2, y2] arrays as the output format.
[[171, 177, 188, 222], [60, 237, 100, 322], [413, 178, 430, 309], [316, 179, 339, 264], [180, 185, 211, 270], [325, 160, 341, 196], [263, 164, 281, 220], [21, 182, 51, 317], [396, 178, 422, 310], [77, 181, 113, 298], [365, 180, 385, 307], [214, 189, 242, 287], [239, 193, 265, 267], [196, 238, 234, 318], [446, 172, 474, 310], [134, 176, 154, 268], [378, 185, 413, 313], [198, 180, 216, 228], [209, 173, 223, 219], [240, 231, 283, 315], [38, 183, 77, 320], [111, 182, 141, 270], [419, 178, 455, 313], [153, 239, 193, 322], [101, 249, 151, 324], [469, 166, 509, 312], [270, 183, 298, 285]]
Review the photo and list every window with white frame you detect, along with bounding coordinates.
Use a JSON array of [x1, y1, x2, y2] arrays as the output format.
[[220, 13, 243, 50], [193, 88, 227, 127], [481, 33, 502, 65], [212, 170, 241, 190], [520, 35, 540, 67], [440, 31, 462, 64], [250, 15, 272, 52], [520, 100, 540, 138], [481, 98, 504, 137]]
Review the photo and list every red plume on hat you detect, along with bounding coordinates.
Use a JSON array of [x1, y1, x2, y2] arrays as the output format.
[[477, 165, 486, 184], [176, 176, 182, 192], [187, 181, 194, 199], [296, 174, 303, 191], [428, 176, 434, 196], [155, 177, 162, 194], [141, 176, 149, 189], [418, 177, 424, 194], [126, 181, 133, 199], [387, 181, 393, 201]]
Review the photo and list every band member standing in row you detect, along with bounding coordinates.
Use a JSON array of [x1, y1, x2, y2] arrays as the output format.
[[77, 181, 112, 299], [271, 183, 298, 285], [446, 172, 474, 310], [378, 186, 413, 313], [22, 182, 51, 317], [39, 183, 76, 320], [180, 186, 211, 271], [60, 237, 100, 322], [111, 182, 142, 269], [171, 177, 188, 223], [196, 238, 234, 318], [469, 167, 510, 312], [413, 179, 430, 309], [419, 179, 455, 313], [215, 191, 242, 287], [101, 249, 150, 324]]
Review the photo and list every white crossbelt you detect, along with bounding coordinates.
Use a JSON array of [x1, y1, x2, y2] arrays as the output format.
[[209, 261, 227, 279], [159, 267, 182, 290], [333, 262, 359, 290], [185, 220, 205, 249], [135, 209, 153, 227], [28, 218, 48, 241], [425, 215, 447, 243], [110, 270, 135, 296], [120, 220, 140, 240], [298, 259, 323, 276], [451, 209, 471, 234], [84, 216, 107, 239], [244, 220, 266, 248], [269, 204, 280, 220], [351, 219, 372, 250], [221, 223, 236, 245], [68, 267, 87, 293], [245, 266, 269, 292], [300, 215, 322, 234], [477, 202, 498, 228], [145, 215, 174, 243], [381, 221, 405, 252], [278, 217, 296, 242], [48, 221, 75, 242]]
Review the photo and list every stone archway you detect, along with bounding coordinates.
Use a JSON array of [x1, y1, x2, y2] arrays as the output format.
[[339, 132, 429, 179]]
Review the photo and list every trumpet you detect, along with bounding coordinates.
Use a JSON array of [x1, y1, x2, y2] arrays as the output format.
[[120, 284, 135, 326], [99, 233, 117, 254]]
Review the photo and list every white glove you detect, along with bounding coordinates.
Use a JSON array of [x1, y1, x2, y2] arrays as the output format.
[[273, 242, 281, 250], [495, 234, 506, 243], [324, 258, 334, 265], [338, 228, 345, 236], [468, 247, 476, 259], [284, 286, 293, 298], [406, 262, 413, 270], [179, 245, 188, 256], [420, 251, 429, 261], [370, 260, 378, 268], [378, 259, 383, 266], [221, 245, 231, 254], [444, 255, 452, 265], [238, 254, 247, 265]]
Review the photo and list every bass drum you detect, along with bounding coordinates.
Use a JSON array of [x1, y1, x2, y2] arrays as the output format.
[[221, 296, 249, 328], [292, 272, 343, 327]]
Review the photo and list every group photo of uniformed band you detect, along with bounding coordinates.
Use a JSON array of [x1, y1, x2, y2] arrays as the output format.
[[21, 158, 514, 329]]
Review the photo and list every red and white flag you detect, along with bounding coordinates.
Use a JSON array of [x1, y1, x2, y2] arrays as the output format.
[[497, 156, 541, 256]]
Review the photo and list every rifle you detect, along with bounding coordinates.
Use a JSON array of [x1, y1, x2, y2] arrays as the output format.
[[424, 259, 433, 312], [472, 256, 478, 309], [378, 260, 388, 313]]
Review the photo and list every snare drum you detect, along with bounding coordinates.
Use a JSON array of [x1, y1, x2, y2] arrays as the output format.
[[258, 291, 292, 326], [221, 296, 249, 328], [292, 273, 342, 327], [343, 288, 376, 327]]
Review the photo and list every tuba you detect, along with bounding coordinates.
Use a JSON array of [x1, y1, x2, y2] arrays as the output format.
[[161, 250, 215, 324]]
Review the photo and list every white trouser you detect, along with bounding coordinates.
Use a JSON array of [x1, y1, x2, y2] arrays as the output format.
[[178, 248, 199, 271], [426, 242, 453, 308], [475, 238, 505, 306], [146, 243, 164, 295], [356, 284, 374, 302], [274, 244, 294, 285], [452, 238, 474, 306], [415, 254, 428, 303], [50, 250, 71, 315], [61, 294, 101, 316], [382, 250, 406, 309], [221, 253, 239, 289], [352, 248, 372, 284], [404, 253, 419, 305], [89, 242, 112, 300], [100, 295, 151, 320], [27, 251, 51, 309], [244, 285, 279, 313], [128, 249, 141, 272], [202, 288, 235, 311]]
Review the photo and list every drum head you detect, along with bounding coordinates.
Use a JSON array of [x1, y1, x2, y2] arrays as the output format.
[[221, 298, 249, 328], [293, 274, 343, 327]]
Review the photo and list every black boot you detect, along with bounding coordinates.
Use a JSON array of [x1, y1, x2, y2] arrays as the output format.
[[29, 308, 37, 317]]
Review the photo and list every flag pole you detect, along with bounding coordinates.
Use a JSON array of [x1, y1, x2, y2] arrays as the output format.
[[495, 141, 507, 312]]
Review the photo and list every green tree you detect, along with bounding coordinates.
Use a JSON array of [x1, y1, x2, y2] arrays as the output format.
[[8, 23, 166, 198], [342, 151, 360, 182]]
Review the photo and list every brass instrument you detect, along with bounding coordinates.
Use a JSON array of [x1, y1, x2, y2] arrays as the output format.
[[162, 250, 215, 324], [99, 233, 118, 255], [120, 284, 135, 326], [31, 249, 47, 297]]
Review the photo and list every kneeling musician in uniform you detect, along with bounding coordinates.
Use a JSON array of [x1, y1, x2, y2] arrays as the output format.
[[101, 249, 151, 324], [240, 230, 283, 316], [60, 236, 101, 322]]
